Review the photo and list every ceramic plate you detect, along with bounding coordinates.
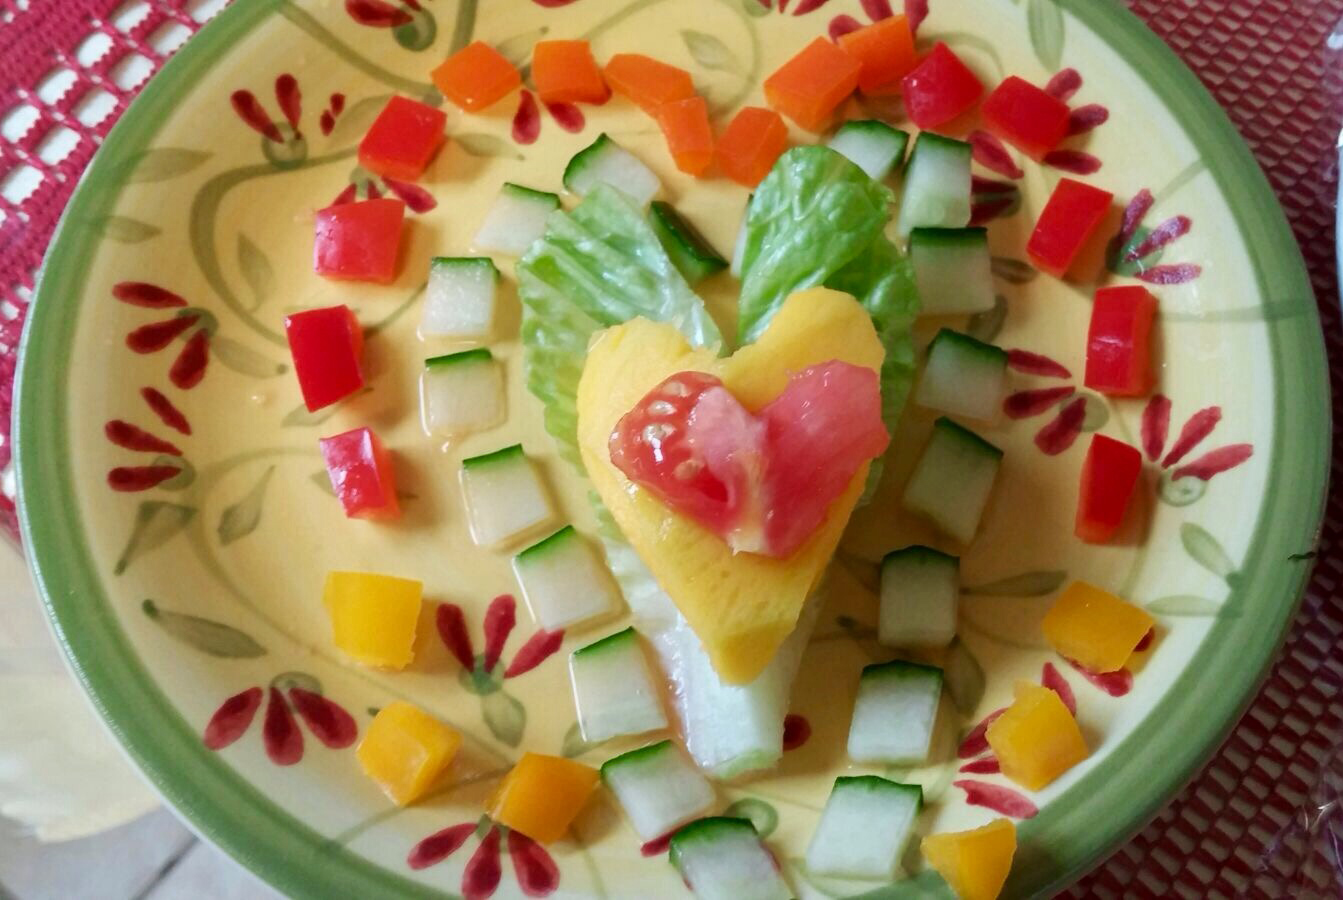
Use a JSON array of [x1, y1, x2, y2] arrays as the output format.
[[16, 0, 1329, 897]]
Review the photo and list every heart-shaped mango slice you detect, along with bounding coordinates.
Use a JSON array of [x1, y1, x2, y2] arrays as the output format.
[[577, 288, 885, 684]]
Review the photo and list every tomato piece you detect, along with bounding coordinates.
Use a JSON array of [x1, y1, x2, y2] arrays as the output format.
[[981, 75, 1070, 161], [533, 40, 610, 105], [357, 96, 446, 181], [717, 106, 789, 188], [656, 96, 714, 176], [314, 198, 405, 284], [432, 41, 521, 112], [604, 53, 695, 115], [837, 14, 918, 96], [901, 43, 984, 130], [1075, 434, 1142, 544], [764, 37, 860, 133], [284, 305, 364, 412], [1025, 178, 1114, 278], [320, 426, 401, 520], [1085, 285, 1158, 396]]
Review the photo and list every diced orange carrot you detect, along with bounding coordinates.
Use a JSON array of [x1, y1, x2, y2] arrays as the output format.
[[533, 40, 610, 105], [763, 37, 860, 132], [837, 15, 918, 96], [432, 41, 521, 112], [717, 106, 789, 188], [604, 53, 697, 115], [656, 96, 714, 176]]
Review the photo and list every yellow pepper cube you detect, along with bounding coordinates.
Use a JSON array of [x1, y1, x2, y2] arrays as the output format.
[[921, 818, 1017, 900], [488, 753, 599, 844], [323, 571, 423, 669], [1041, 581, 1156, 673], [987, 683, 1088, 791], [357, 701, 462, 806]]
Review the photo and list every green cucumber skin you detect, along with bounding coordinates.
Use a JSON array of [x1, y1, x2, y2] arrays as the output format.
[[669, 817, 757, 864], [424, 347, 494, 369], [572, 625, 640, 660], [563, 134, 616, 193], [910, 132, 971, 164], [882, 544, 959, 570], [649, 201, 728, 284], [461, 443, 525, 470], [832, 774, 924, 809], [932, 416, 1004, 460], [515, 524, 579, 564], [910, 226, 988, 251], [431, 256, 502, 279], [928, 327, 1007, 365], [501, 182, 561, 207], [600, 738, 674, 780], [830, 120, 910, 176], [860, 658, 945, 684]]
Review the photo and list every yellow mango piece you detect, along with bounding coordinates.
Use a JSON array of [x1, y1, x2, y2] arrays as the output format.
[[323, 571, 422, 669], [577, 288, 884, 684], [488, 753, 599, 843], [357, 701, 461, 806], [921, 819, 1017, 900], [987, 682, 1088, 791], [1041, 581, 1155, 673]]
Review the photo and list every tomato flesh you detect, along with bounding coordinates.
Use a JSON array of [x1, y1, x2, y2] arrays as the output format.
[[314, 198, 405, 284], [901, 42, 984, 130], [358, 95, 447, 182], [1085, 285, 1158, 396], [1076, 434, 1141, 544], [284, 305, 364, 412], [1026, 178, 1113, 278], [981, 75, 1070, 161], [320, 426, 400, 520]]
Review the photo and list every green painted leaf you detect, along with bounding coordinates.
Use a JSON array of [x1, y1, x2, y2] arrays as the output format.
[[237, 233, 275, 311], [150, 455, 196, 491], [309, 469, 336, 496], [496, 26, 548, 67], [561, 721, 606, 758], [1158, 471, 1207, 507], [844, 871, 956, 899], [114, 502, 196, 575], [742, 0, 769, 17], [328, 95, 390, 145], [944, 637, 986, 714], [482, 690, 526, 747], [281, 390, 369, 427], [92, 216, 161, 243], [1027, 0, 1065, 70], [1181, 523, 1237, 580], [392, 7, 436, 51], [682, 30, 741, 73], [454, 133, 525, 161], [723, 798, 778, 838], [141, 599, 266, 658], [965, 295, 1008, 342], [1146, 595, 1221, 616], [270, 671, 323, 694], [212, 336, 287, 378], [964, 570, 1067, 597], [991, 257, 1038, 285], [217, 466, 276, 546], [119, 147, 211, 183], [1106, 226, 1164, 277]]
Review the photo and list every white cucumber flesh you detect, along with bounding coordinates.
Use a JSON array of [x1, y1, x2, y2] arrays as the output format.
[[419, 349, 505, 436], [460, 445, 554, 547], [828, 120, 909, 180], [879, 546, 960, 650], [909, 227, 995, 315], [422, 257, 499, 339], [563, 134, 661, 206], [670, 818, 791, 900], [895, 133, 972, 239], [902, 417, 1003, 545], [513, 526, 622, 631], [805, 776, 923, 880], [473, 183, 560, 257], [601, 740, 716, 842], [915, 327, 1008, 421], [569, 627, 668, 743], [847, 660, 943, 765]]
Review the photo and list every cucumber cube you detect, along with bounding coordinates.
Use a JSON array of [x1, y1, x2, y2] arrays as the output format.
[[570, 627, 668, 743], [419, 349, 504, 436], [670, 818, 791, 900], [460, 445, 554, 547], [909, 228, 995, 315], [828, 120, 910, 181], [564, 133, 661, 206], [513, 526, 622, 630], [422, 257, 499, 340], [805, 776, 923, 880], [895, 133, 972, 239], [847, 660, 943, 765], [903, 418, 1003, 544], [602, 740, 716, 841], [649, 201, 727, 285], [474, 183, 560, 257], [880, 546, 960, 649], [916, 328, 1008, 421]]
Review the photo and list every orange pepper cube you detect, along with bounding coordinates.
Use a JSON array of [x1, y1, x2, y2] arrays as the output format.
[[605, 53, 695, 114], [357, 701, 462, 806], [323, 571, 422, 669], [656, 96, 714, 176], [1042, 581, 1156, 673], [717, 106, 789, 188], [532, 40, 610, 105], [987, 683, 1088, 791], [432, 41, 521, 112], [763, 37, 860, 132], [921, 819, 1017, 900], [489, 753, 599, 843], [837, 15, 918, 96]]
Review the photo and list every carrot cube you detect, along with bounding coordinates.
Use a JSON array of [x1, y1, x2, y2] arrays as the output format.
[[837, 15, 918, 96], [488, 753, 600, 843], [1042, 582, 1155, 673], [533, 40, 610, 105], [656, 96, 714, 176], [432, 41, 521, 112], [763, 37, 860, 132], [717, 106, 789, 188], [605, 53, 696, 114]]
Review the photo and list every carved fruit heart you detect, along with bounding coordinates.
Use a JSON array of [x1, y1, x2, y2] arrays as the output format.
[[577, 288, 887, 684]]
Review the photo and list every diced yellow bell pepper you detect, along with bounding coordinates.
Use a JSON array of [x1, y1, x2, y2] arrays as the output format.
[[357, 701, 461, 806], [1041, 581, 1155, 673], [921, 819, 1017, 900], [987, 682, 1088, 791], [323, 571, 422, 669], [488, 753, 599, 843]]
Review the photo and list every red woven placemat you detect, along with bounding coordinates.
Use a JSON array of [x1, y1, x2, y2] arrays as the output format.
[[2, 0, 1340, 895]]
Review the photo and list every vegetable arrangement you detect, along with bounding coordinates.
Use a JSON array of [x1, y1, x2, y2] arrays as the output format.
[[272, 12, 1174, 898]]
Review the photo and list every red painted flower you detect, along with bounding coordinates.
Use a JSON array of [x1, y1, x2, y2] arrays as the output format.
[[408, 817, 560, 898], [969, 68, 1108, 181], [1108, 189, 1202, 285], [345, 0, 438, 52], [1141, 395, 1253, 501], [330, 170, 438, 214], [232, 75, 352, 165], [826, 0, 927, 40], [203, 675, 357, 766], [510, 88, 587, 147]]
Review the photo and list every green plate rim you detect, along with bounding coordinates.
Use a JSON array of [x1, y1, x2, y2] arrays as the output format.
[[13, 0, 1329, 897]]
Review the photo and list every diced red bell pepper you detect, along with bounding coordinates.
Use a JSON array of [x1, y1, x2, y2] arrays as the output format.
[[320, 426, 400, 521], [901, 43, 984, 130], [1085, 285, 1158, 396], [1076, 434, 1142, 544], [981, 76, 1070, 161], [1026, 178, 1114, 278], [284, 305, 364, 412], [314, 198, 405, 284], [763, 37, 860, 132], [358, 96, 447, 181]]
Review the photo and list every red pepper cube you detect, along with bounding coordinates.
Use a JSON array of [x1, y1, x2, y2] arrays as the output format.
[[320, 427, 401, 521], [314, 198, 405, 284], [1026, 178, 1114, 278], [285, 305, 364, 412], [432, 41, 521, 112], [981, 76, 1070, 161], [1085, 285, 1158, 396], [358, 96, 447, 182], [763, 37, 860, 133], [1076, 434, 1142, 544], [533, 40, 610, 105], [901, 43, 984, 130]]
